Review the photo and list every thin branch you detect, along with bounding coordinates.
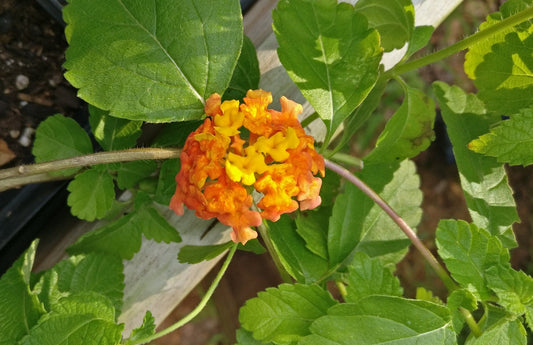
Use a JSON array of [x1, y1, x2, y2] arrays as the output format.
[[0, 148, 181, 191], [388, 6, 533, 76], [324, 159, 457, 291]]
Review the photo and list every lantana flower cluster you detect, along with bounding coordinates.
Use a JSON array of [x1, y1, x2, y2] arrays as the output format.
[[170, 90, 324, 244]]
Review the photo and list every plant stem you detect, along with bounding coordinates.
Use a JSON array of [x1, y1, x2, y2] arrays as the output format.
[[257, 221, 293, 283], [324, 159, 457, 292], [0, 148, 181, 191], [460, 306, 482, 337], [388, 6, 533, 76], [127, 243, 239, 345]]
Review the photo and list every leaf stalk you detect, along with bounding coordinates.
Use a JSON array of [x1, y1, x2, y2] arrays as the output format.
[[125, 243, 239, 345], [324, 159, 457, 291]]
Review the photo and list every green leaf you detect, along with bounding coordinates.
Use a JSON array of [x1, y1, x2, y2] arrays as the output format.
[[295, 207, 331, 260], [124, 311, 156, 345], [222, 35, 260, 101], [116, 160, 158, 190], [32, 114, 93, 176], [36, 253, 125, 316], [465, 318, 527, 345], [353, 0, 414, 52], [135, 206, 181, 243], [63, 0, 243, 122], [20, 292, 123, 345], [405, 25, 434, 58], [88, 105, 142, 151], [328, 160, 422, 267], [154, 159, 180, 205], [364, 85, 435, 164], [468, 107, 533, 166], [235, 328, 274, 345], [485, 264, 533, 317], [67, 168, 116, 221], [435, 219, 510, 300], [446, 289, 477, 333], [178, 242, 234, 264], [268, 215, 330, 283], [68, 214, 141, 260], [0, 241, 44, 345], [344, 252, 403, 303], [68, 205, 180, 260], [150, 121, 202, 148], [238, 239, 266, 255], [239, 283, 337, 344], [301, 296, 455, 345], [273, 0, 382, 139], [433, 82, 519, 241], [334, 74, 388, 153], [464, 0, 533, 114]]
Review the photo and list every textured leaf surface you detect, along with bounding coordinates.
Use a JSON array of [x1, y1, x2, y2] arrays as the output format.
[[67, 168, 116, 221], [301, 296, 455, 345], [469, 107, 533, 166], [20, 293, 123, 345], [273, 0, 382, 138], [63, 0, 243, 122], [328, 160, 421, 267], [222, 35, 260, 101], [124, 311, 155, 345], [269, 215, 329, 283], [485, 264, 533, 316], [36, 253, 124, 315], [434, 82, 519, 241], [464, 0, 533, 114], [0, 241, 44, 345], [436, 220, 510, 300], [88, 105, 142, 150], [32, 114, 92, 176], [354, 0, 414, 52], [344, 252, 403, 303], [465, 318, 527, 345], [239, 283, 337, 344], [364, 86, 435, 164]]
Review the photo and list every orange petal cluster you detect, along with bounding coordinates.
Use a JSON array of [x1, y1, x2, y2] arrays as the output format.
[[170, 90, 325, 244]]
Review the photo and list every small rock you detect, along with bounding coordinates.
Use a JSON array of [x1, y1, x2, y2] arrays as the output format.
[[9, 129, 20, 139], [15, 74, 30, 90], [18, 127, 35, 147]]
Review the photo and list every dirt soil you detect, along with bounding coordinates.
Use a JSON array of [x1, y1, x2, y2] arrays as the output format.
[[0, 0, 80, 168], [1, 0, 532, 344]]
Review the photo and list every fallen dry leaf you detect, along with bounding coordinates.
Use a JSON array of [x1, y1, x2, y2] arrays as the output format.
[[0, 139, 16, 167]]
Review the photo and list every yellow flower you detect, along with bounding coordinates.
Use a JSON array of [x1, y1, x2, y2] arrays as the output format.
[[170, 90, 324, 245], [254, 127, 299, 162], [225, 146, 268, 186]]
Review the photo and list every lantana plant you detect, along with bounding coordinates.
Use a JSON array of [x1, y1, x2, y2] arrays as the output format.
[[1, 0, 533, 344]]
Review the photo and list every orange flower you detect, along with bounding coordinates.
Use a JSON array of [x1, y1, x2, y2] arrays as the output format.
[[170, 90, 324, 244]]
